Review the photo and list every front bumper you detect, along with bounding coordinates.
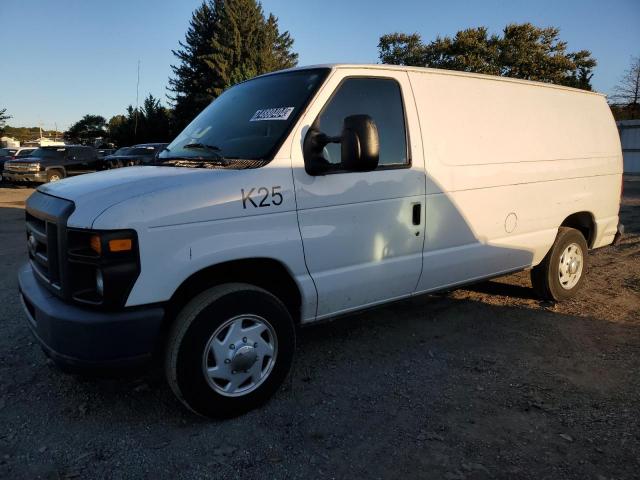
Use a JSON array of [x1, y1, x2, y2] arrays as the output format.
[[3, 170, 47, 183], [18, 263, 165, 369]]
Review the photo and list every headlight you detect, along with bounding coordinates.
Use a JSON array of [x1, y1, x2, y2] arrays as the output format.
[[95, 269, 104, 296], [67, 229, 140, 308]]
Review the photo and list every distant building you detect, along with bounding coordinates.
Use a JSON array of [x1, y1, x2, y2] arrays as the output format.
[[22, 137, 66, 147], [618, 120, 640, 173], [1, 136, 20, 148]]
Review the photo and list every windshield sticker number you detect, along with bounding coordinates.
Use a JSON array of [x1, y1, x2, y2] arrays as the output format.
[[250, 107, 294, 122], [242, 186, 283, 208]]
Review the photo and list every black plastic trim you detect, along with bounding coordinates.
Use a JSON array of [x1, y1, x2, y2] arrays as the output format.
[[18, 263, 164, 367]]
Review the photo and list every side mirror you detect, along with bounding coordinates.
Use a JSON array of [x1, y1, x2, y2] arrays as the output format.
[[340, 115, 379, 172], [303, 114, 379, 175]]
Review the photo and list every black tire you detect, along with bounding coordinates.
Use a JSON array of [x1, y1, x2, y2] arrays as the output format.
[[46, 169, 64, 183], [531, 227, 588, 301], [165, 283, 296, 418]]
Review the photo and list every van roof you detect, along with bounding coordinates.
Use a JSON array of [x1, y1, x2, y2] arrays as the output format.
[[268, 63, 606, 98]]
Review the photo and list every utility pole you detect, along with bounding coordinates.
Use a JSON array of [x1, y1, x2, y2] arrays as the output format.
[[134, 60, 140, 138]]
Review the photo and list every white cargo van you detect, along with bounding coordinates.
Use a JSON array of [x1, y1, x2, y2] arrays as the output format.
[[19, 64, 623, 417]]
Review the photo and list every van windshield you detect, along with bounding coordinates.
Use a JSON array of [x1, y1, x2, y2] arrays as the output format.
[[157, 68, 329, 168]]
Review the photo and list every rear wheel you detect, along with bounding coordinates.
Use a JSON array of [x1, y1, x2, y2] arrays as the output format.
[[531, 227, 588, 301], [165, 283, 295, 418], [46, 169, 64, 182]]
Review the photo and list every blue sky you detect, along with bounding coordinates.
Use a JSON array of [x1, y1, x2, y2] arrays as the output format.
[[1, 0, 638, 130]]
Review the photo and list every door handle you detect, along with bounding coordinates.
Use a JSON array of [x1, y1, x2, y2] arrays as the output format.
[[412, 203, 421, 226]]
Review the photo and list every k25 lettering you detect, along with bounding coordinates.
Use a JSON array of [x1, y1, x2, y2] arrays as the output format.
[[241, 186, 283, 208]]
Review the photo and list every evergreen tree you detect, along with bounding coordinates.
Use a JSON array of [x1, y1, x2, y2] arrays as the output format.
[[168, 1, 220, 130], [0, 108, 10, 135], [108, 95, 172, 146], [168, 0, 297, 129]]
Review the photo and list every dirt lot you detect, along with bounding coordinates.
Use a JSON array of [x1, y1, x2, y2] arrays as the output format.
[[0, 179, 638, 480]]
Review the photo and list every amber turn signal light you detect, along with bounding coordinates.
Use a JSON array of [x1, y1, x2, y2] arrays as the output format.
[[90, 235, 102, 254], [108, 238, 133, 252]]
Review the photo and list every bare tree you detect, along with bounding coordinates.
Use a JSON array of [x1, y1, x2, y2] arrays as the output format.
[[611, 56, 640, 108]]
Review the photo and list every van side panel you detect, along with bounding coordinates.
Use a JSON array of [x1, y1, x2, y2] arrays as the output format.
[[408, 71, 622, 294]]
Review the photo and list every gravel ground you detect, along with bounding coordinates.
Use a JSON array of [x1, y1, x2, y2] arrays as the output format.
[[0, 178, 638, 480]]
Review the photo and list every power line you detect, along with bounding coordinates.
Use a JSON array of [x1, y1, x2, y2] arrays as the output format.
[[134, 59, 140, 137]]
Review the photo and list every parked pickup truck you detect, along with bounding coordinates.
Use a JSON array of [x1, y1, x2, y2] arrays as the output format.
[[3, 145, 98, 183], [18, 64, 624, 418]]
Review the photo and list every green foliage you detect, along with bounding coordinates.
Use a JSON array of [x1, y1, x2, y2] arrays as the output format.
[[0, 108, 11, 135], [379, 23, 597, 90], [168, 0, 297, 130], [108, 94, 172, 146], [65, 114, 107, 142]]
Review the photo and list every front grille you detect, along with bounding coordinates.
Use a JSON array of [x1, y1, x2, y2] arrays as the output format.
[[25, 191, 74, 298], [6, 163, 38, 172], [26, 212, 60, 290]]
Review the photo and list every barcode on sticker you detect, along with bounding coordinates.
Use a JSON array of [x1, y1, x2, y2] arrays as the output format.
[[250, 107, 295, 122]]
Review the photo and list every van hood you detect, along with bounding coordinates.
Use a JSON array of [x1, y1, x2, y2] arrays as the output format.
[[38, 166, 240, 228]]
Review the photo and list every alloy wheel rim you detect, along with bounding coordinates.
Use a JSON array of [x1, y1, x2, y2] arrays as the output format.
[[558, 242, 583, 290], [201, 314, 278, 397]]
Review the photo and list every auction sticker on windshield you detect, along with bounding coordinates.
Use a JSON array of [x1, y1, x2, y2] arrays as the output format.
[[250, 107, 295, 121]]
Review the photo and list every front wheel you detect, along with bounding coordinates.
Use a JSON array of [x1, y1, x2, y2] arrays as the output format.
[[531, 227, 588, 301], [46, 169, 64, 182], [165, 283, 295, 418]]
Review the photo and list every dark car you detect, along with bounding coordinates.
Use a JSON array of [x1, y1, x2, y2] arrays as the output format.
[[102, 143, 168, 169], [2, 145, 99, 184], [97, 148, 116, 159]]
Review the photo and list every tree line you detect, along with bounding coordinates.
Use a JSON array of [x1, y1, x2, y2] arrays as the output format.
[[378, 24, 596, 90], [7, 3, 637, 147]]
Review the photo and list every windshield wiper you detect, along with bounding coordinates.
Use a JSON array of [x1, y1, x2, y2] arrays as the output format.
[[183, 143, 222, 152], [157, 156, 231, 168]]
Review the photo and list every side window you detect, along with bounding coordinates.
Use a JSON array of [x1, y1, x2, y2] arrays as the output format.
[[315, 77, 408, 168]]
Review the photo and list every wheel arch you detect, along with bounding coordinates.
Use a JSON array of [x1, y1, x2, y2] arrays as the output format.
[[44, 165, 66, 176], [162, 257, 304, 340], [560, 211, 596, 248]]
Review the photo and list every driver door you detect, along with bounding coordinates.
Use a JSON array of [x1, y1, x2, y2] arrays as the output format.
[[291, 70, 426, 319]]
